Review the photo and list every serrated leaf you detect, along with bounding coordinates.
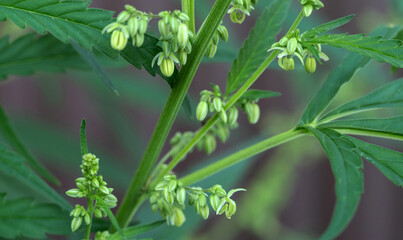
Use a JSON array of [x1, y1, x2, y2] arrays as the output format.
[[0, 194, 71, 239], [0, 33, 87, 80], [225, 0, 291, 95], [0, 0, 161, 77], [0, 104, 60, 185], [321, 78, 403, 120], [318, 116, 403, 141], [345, 136, 403, 187], [299, 25, 402, 126], [302, 15, 355, 40], [306, 33, 403, 67], [71, 41, 119, 95], [239, 89, 281, 101], [0, 143, 71, 210], [309, 128, 363, 240], [109, 220, 165, 240]]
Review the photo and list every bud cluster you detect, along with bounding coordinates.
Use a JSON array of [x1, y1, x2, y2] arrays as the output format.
[[268, 29, 329, 73], [205, 24, 229, 59], [66, 153, 118, 232], [152, 10, 194, 77], [228, 0, 257, 24], [299, 0, 324, 17], [150, 175, 246, 226], [170, 131, 195, 158]]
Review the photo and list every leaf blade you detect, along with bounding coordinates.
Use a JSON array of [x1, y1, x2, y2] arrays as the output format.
[[225, 0, 291, 95], [302, 14, 355, 40], [239, 89, 281, 101]]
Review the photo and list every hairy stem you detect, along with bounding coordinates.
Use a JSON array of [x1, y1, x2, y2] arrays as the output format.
[[115, 0, 232, 228], [180, 129, 308, 185]]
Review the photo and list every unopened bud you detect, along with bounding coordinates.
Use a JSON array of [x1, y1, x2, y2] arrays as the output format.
[[127, 17, 138, 37], [282, 57, 294, 71], [213, 97, 222, 112], [219, 109, 228, 123], [177, 23, 189, 49], [160, 58, 175, 77], [248, 103, 260, 124], [303, 4, 313, 17], [204, 134, 216, 155], [210, 195, 220, 211], [116, 11, 130, 23], [305, 56, 316, 73], [279, 36, 288, 46], [196, 101, 208, 121], [228, 107, 239, 127], [178, 50, 187, 65], [71, 217, 82, 232], [205, 42, 217, 58], [176, 187, 186, 205], [159, 20, 170, 38], [217, 25, 229, 42], [111, 30, 128, 51], [287, 37, 297, 54], [138, 17, 148, 35], [200, 205, 210, 220]]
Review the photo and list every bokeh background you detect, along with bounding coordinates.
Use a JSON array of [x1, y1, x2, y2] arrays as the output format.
[[0, 0, 402, 239]]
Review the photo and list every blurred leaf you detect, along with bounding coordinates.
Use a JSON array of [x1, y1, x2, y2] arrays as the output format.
[[0, 143, 71, 209], [240, 89, 281, 101], [309, 128, 363, 240], [346, 136, 403, 187], [80, 119, 88, 156], [299, 25, 403, 125], [109, 220, 165, 240], [226, 0, 291, 95], [0, 193, 71, 239], [302, 15, 355, 40], [321, 78, 403, 120], [0, 34, 86, 80], [319, 116, 403, 140], [71, 41, 119, 95], [0, 104, 59, 185]]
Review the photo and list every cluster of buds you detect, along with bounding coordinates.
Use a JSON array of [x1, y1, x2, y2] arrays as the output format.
[[151, 175, 245, 226], [299, 0, 324, 17], [103, 5, 150, 51], [66, 153, 118, 232], [228, 0, 257, 24], [152, 10, 194, 77], [268, 29, 329, 73], [170, 131, 195, 158], [205, 24, 229, 58], [196, 85, 228, 123]]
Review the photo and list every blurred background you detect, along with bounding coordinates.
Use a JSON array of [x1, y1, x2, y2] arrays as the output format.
[[0, 0, 402, 239]]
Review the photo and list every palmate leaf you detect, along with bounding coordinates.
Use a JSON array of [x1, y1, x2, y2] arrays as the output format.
[[239, 89, 281, 101], [0, 33, 87, 80], [344, 136, 403, 187], [309, 128, 363, 240], [0, 193, 71, 239], [0, 0, 161, 76], [0, 104, 60, 185], [306, 33, 403, 68], [302, 15, 355, 40], [319, 116, 403, 141], [321, 78, 403, 121], [298, 25, 402, 125], [225, 0, 291, 95], [0, 143, 71, 210]]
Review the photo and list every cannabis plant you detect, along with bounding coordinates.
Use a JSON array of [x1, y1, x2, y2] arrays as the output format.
[[0, 0, 402, 239]]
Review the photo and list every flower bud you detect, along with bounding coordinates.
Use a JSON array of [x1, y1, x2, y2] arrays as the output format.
[[248, 103, 260, 124], [127, 17, 138, 37], [279, 36, 288, 46], [138, 17, 148, 35], [176, 187, 186, 205], [305, 56, 316, 74], [125, 4, 136, 13], [84, 212, 91, 225], [160, 58, 175, 77], [178, 12, 190, 22], [213, 97, 222, 112], [287, 37, 297, 54], [171, 208, 186, 226], [116, 11, 130, 23], [205, 42, 217, 58], [282, 57, 294, 71], [66, 188, 80, 197], [105, 194, 118, 203], [92, 178, 99, 188], [111, 30, 128, 51], [178, 50, 187, 65], [135, 33, 144, 47], [177, 23, 189, 49], [212, 32, 220, 45], [94, 208, 103, 218], [200, 205, 210, 220], [158, 20, 170, 38], [162, 41, 171, 56], [225, 202, 237, 219], [98, 185, 110, 195], [217, 25, 229, 42], [303, 4, 313, 17], [198, 194, 207, 207], [168, 180, 177, 192], [196, 101, 208, 121], [71, 217, 82, 232], [228, 107, 239, 127], [204, 134, 216, 155], [169, 17, 179, 33], [219, 109, 228, 123], [210, 195, 220, 211]]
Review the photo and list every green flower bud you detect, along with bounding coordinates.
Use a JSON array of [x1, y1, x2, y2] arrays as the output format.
[[178, 12, 190, 22], [228, 107, 239, 127], [176, 187, 186, 205], [305, 56, 317, 74], [303, 4, 313, 17], [196, 101, 208, 121], [72, 207, 82, 217], [248, 103, 260, 124], [212, 32, 220, 45], [200, 205, 210, 220], [219, 109, 228, 123], [177, 23, 189, 49], [125, 4, 136, 13], [116, 11, 130, 23], [155, 181, 167, 191], [210, 194, 220, 211], [98, 185, 110, 195], [111, 30, 128, 51], [160, 58, 175, 77], [105, 194, 118, 203], [287, 37, 298, 54], [204, 134, 216, 155], [163, 187, 175, 205], [71, 217, 82, 232], [158, 20, 170, 38], [198, 194, 207, 207], [217, 25, 229, 42], [135, 33, 144, 47], [213, 97, 222, 112], [84, 212, 91, 225], [151, 204, 159, 213], [168, 180, 177, 192], [138, 17, 148, 35], [171, 207, 186, 227], [178, 50, 187, 65], [230, 10, 246, 24], [225, 202, 237, 219], [169, 17, 179, 33], [205, 42, 217, 58], [127, 17, 138, 37], [94, 208, 103, 218], [92, 178, 99, 188], [282, 57, 294, 71], [244, 102, 253, 116], [66, 188, 80, 197], [243, 0, 251, 10], [185, 41, 192, 54], [162, 41, 171, 56], [279, 36, 288, 46]]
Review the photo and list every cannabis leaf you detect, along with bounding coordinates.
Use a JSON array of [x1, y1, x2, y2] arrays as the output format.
[[0, 0, 161, 76], [239, 89, 281, 101], [0, 193, 70, 239], [302, 15, 355, 40], [226, 0, 291, 95], [306, 33, 403, 67]]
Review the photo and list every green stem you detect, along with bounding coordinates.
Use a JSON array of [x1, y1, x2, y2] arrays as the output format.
[[152, 9, 306, 187], [182, 0, 196, 33], [115, 0, 232, 228], [84, 197, 94, 240], [180, 129, 308, 185]]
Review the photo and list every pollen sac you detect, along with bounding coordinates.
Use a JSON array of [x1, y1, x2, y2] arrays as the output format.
[[282, 57, 295, 71], [228, 107, 239, 127], [303, 4, 313, 17], [305, 56, 317, 74], [196, 101, 209, 121], [160, 58, 175, 77], [177, 23, 189, 49], [287, 37, 298, 54], [110, 30, 128, 51]]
